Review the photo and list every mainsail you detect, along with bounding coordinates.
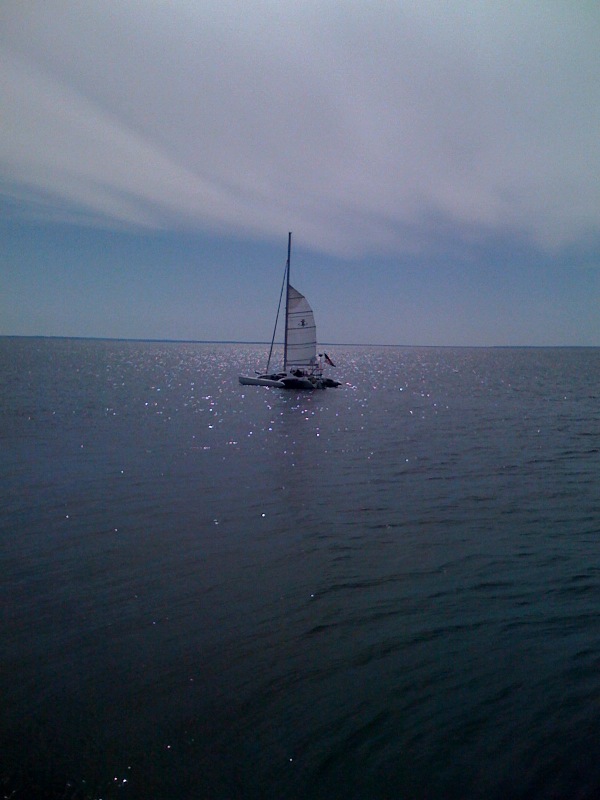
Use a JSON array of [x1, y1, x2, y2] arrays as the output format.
[[285, 284, 317, 370]]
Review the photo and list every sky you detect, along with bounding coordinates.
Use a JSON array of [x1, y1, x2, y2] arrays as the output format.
[[2, 0, 600, 346]]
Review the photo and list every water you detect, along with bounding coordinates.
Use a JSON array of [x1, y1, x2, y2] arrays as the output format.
[[1, 337, 599, 799]]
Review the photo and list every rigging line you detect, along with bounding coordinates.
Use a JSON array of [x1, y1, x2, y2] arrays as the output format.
[[265, 258, 288, 373]]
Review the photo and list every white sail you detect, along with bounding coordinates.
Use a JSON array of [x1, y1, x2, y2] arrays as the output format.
[[286, 284, 317, 369]]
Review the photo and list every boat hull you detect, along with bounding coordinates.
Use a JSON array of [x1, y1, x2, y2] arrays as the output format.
[[239, 372, 334, 390], [280, 375, 323, 390], [239, 375, 285, 387]]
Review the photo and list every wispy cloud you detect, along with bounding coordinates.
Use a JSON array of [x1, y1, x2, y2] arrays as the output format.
[[2, 1, 600, 257]]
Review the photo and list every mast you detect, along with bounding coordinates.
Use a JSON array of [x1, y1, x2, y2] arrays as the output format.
[[283, 231, 291, 371]]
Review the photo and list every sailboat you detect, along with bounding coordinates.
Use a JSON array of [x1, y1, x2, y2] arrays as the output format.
[[239, 233, 341, 390]]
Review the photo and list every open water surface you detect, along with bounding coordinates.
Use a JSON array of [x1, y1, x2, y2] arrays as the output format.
[[1, 337, 600, 799]]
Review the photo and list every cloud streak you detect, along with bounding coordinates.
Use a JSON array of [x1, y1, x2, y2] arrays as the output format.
[[2, 0, 600, 258]]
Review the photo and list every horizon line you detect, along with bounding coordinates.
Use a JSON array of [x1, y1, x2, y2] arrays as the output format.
[[1, 334, 598, 349]]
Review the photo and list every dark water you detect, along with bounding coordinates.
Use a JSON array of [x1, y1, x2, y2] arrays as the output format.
[[2, 337, 600, 799]]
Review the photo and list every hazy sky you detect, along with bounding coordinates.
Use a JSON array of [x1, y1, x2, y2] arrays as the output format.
[[2, 1, 599, 345]]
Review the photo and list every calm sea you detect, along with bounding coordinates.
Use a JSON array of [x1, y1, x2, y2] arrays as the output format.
[[1, 337, 600, 799]]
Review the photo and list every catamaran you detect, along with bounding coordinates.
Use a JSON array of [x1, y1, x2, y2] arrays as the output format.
[[239, 233, 341, 390]]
